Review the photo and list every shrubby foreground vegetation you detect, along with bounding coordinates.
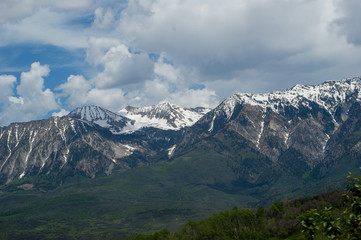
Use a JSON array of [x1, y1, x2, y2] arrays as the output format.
[[128, 171, 361, 240], [0, 168, 359, 239]]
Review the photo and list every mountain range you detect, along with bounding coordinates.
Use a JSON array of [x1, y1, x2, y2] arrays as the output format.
[[0, 102, 209, 184], [174, 78, 361, 182], [1, 77, 361, 238], [1, 78, 361, 185]]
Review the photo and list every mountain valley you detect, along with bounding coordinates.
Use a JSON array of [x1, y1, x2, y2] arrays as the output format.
[[1, 77, 361, 239]]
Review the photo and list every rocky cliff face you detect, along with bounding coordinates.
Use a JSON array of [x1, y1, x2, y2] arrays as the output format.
[[0, 116, 146, 184], [1, 77, 361, 186], [173, 77, 361, 182], [68, 105, 133, 134], [0, 102, 198, 184]]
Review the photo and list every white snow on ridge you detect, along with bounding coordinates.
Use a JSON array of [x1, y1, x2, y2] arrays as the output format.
[[118, 113, 173, 132], [68, 103, 209, 134], [68, 105, 131, 134], [208, 115, 216, 132], [71, 106, 126, 124], [168, 145, 176, 157], [216, 77, 361, 118], [119, 102, 210, 132]]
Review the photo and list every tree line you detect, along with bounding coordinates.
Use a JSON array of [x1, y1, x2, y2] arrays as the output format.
[[127, 171, 361, 239]]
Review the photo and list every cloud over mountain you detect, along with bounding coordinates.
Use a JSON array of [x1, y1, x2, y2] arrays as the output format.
[[0, 0, 361, 125], [0, 62, 58, 125]]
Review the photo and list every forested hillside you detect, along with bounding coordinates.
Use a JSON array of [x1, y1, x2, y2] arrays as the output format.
[[128, 171, 361, 240]]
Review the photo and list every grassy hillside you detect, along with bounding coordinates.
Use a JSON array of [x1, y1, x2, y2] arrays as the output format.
[[127, 171, 361, 240], [128, 190, 346, 240], [0, 152, 357, 239]]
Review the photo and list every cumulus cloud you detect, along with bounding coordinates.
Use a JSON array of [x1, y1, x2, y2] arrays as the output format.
[[92, 44, 154, 88], [169, 88, 218, 109], [112, 0, 361, 97], [0, 75, 16, 105], [58, 74, 126, 111], [58, 45, 217, 110], [52, 109, 70, 117], [154, 57, 180, 83], [2, 0, 361, 124], [93, 7, 116, 29], [118, 0, 321, 76], [0, 8, 88, 48], [86, 37, 122, 65], [86, 88, 125, 109], [8, 96, 24, 105], [0, 62, 58, 126], [0, 0, 94, 23], [57, 74, 92, 108], [334, 0, 361, 46]]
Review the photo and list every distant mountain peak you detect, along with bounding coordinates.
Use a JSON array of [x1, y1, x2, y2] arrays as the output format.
[[216, 77, 361, 120], [67, 103, 209, 134], [68, 105, 132, 134], [119, 102, 211, 131]]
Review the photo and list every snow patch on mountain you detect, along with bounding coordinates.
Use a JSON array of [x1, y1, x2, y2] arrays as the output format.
[[119, 102, 210, 132], [68, 103, 209, 134], [216, 77, 361, 119], [68, 105, 132, 134], [168, 144, 176, 158]]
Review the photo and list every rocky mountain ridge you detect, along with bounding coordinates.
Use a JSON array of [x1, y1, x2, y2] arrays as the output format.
[[0, 117, 124, 183], [215, 77, 361, 121], [173, 77, 361, 187], [1, 77, 361, 185], [0, 102, 209, 184], [68, 103, 210, 134], [68, 105, 133, 134], [119, 102, 210, 131]]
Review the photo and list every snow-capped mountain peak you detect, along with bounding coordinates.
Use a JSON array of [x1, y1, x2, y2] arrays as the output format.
[[67, 103, 210, 134], [119, 102, 210, 131], [68, 105, 132, 134], [216, 77, 361, 120]]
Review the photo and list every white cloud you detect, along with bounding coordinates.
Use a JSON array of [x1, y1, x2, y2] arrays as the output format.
[[92, 43, 154, 88], [8, 96, 24, 105], [154, 57, 180, 83], [2, 0, 361, 124], [334, 0, 361, 46], [86, 88, 125, 110], [0, 62, 58, 126], [86, 37, 122, 65], [52, 109, 70, 117], [0, 8, 88, 48], [0, 75, 16, 104], [93, 7, 116, 29], [18, 62, 51, 96], [112, 0, 361, 98], [58, 74, 126, 111], [57, 75, 92, 107], [169, 88, 218, 109], [0, 0, 94, 24]]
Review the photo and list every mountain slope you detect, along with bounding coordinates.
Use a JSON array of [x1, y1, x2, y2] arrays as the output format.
[[2, 77, 361, 239], [173, 77, 361, 186], [0, 102, 206, 184], [0, 116, 145, 184], [68, 105, 133, 134]]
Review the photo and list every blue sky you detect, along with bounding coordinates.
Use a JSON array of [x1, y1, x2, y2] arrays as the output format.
[[1, 0, 361, 126]]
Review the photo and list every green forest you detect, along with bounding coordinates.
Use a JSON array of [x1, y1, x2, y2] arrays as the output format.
[[127, 171, 361, 240]]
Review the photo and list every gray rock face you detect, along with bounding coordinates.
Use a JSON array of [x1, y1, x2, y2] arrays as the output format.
[[0, 104, 187, 184], [0, 117, 138, 184], [1, 77, 361, 185], [68, 105, 134, 134], [173, 77, 361, 179]]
